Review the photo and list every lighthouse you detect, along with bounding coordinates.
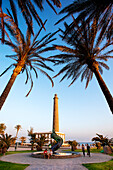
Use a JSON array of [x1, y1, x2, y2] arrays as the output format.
[[53, 94, 59, 132], [35, 94, 65, 144]]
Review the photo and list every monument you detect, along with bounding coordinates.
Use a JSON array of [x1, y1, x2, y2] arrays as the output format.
[[35, 94, 65, 144], [32, 94, 81, 158]]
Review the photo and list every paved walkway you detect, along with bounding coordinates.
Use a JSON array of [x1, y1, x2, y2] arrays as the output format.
[[0, 152, 112, 170]]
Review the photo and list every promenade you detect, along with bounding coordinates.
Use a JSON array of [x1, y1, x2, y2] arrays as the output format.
[[0, 152, 112, 170]]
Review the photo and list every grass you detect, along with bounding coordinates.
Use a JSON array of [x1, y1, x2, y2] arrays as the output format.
[[0, 160, 29, 170], [83, 159, 113, 170], [0, 150, 37, 156], [0, 150, 32, 170], [64, 147, 103, 153], [5, 150, 36, 155]]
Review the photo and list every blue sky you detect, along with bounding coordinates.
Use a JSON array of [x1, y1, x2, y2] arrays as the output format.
[[0, 0, 113, 142]]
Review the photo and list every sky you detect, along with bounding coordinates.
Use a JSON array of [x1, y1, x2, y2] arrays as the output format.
[[0, 0, 113, 142]]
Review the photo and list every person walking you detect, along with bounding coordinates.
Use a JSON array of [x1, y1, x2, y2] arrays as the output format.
[[87, 144, 90, 157], [15, 142, 17, 151], [82, 144, 85, 157]]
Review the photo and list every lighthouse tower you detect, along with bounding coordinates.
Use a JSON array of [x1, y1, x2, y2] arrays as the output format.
[[35, 94, 65, 144], [53, 94, 59, 132]]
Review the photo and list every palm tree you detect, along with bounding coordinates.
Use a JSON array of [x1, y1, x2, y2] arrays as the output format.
[[68, 140, 78, 151], [19, 136, 26, 145], [28, 127, 34, 136], [0, 0, 61, 39], [0, 123, 6, 135], [50, 18, 113, 114], [30, 133, 38, 150], [92, 133, 113, 153], [0, 20, 57, 110], [56, 0, 113, 39], [0, 133, 15, 150], [37, 135, 46, 151], [15, 125, 22, 139]]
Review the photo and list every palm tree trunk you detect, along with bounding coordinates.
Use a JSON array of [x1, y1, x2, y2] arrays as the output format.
[[94, 69, 113, 114], [0, 65, 23, 110], [16, 130, 19, 139], [107, 143, 113, 152]]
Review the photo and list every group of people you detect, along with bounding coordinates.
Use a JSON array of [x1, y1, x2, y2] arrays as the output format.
[[43, 149, 52, 159], [43, 144, 90, 159], [82, 144, 90, 157]]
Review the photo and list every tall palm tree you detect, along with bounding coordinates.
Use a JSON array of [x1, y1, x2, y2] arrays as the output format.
[[56, 0, 113, 39], [0, 19, 57, 110], [0, 0, 61, 39], [0, 123, 6, 134], [15, 125, 22, 139], [50, 19, 113, 114]]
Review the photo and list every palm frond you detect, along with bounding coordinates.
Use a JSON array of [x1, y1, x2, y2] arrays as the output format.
[[0, 64, 14, 77], [35, 63, 54, 72], [98, 65, 103, 74], [26, 28, 31, 47], [35, 66, 54, 87], [53, 45, 76, 53], [81, 66, 87, 82], [17, 0, 33, 34], [33, 20, 47, 43], [98, 62, 109, 70], [6, 54, 18, 61], [9, 0, 18, 26], [53, 64, 70, 78], [85, 68, 92, 89], [37, 47, 55, 54], [34, 33, 51, 46], [25, 72, 33, 97], [68, 71, 82, 87], [46, 0, 57, 14], [45, 29, 60, 43], [15, 0, 61, 32], [25, 67, 29, 85], [104, 50, 113, 55], [32, 67, 38, 78], [1, 39, 19, 53], [27, 0, 45, 28]]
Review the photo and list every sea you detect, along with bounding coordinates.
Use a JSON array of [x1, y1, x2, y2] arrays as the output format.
[[78, 142, 94, 146]]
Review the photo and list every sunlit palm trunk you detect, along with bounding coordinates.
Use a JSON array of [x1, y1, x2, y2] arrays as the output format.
[[94, 69, 113, 114], [0, 64, 23, 110], [16, 130, 19, 139]]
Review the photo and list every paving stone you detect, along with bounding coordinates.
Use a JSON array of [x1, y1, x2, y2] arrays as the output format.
[[0, 152, 112, 170]]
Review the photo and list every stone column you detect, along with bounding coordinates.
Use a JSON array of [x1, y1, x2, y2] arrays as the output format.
[[53, 94, 59, 132]]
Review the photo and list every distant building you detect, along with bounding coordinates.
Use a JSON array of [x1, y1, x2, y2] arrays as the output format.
[[35, 94, 65, 144], [36, 132, 65, 145]]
